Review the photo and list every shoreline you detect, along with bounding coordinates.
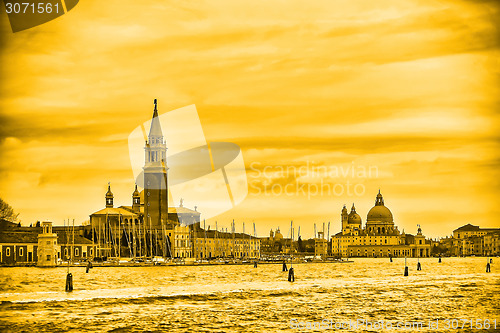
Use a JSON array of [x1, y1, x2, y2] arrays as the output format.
[[0, 260, 355, 268]]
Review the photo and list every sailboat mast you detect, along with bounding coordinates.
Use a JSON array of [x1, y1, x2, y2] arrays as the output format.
[[149, 217, 153, 258], [290, 220, 293, 268], [72, 218, 75, 265], [118, 214, 121, 258]]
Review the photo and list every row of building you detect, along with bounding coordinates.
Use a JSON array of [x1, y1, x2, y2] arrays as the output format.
[[261, 191, 434, 258], [443, 224, 500, 256], [0, 219, 95, 266], [1, 101, 497, 265]]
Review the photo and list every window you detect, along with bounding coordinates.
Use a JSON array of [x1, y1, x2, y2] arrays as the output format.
[[47, 241, 51, 245], [90, 248, 93, 256], [6, 248, 10, 256], [64, 248, 68, 256], [46, 255, 51, 261], [75, 248, 79, 256], [19, 248, 24, 256]]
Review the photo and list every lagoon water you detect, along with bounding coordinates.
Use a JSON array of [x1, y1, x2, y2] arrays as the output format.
[[0, 258, 499, 332]]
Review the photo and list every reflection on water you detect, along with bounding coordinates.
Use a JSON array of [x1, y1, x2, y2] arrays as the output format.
[[0, 258, 498, 332]]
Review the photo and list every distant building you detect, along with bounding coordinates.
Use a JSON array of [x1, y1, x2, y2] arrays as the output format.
[[0, 221, 95, 266], [37, 221, 58, 267], [451, 224, 500, 256], [314, 231, 328, 258], [192, 225, 260, 259], [331, 191, 431, 258], [261, 228, 291, 254]]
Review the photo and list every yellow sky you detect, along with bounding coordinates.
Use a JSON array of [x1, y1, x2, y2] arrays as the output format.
[[0, 0, 499, 238]]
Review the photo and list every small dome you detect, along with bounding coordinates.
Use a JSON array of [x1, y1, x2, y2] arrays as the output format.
[[106, 184, 113, 197], [348, 212, 362, 224], [274, 228, 283, 240], [348, 204, 362, 224], [132, 184, 140, 197]]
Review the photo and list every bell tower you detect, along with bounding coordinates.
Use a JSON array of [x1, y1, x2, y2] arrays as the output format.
[[341, 204, 348, 233], [132, 184, 141, 213], [105, 183, 113, 208], [143, 99, 168, 228]]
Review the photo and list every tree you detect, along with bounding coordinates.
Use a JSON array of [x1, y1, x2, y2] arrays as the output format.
[[297, 236, 304, 252], [0, 198, 19, 222]]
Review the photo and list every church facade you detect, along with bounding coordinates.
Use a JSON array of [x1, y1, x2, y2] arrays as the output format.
[[331, 191, 431, 258]]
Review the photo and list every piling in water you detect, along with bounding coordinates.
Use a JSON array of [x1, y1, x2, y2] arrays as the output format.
[[283, 261, 288, 272], [404, 266, 409, 276], [65, 273, 73, 292], [417, 261, 421, 271], [438, 257, 442, 263], [288, 267, 295, 282], [486, 262, 491, 273]]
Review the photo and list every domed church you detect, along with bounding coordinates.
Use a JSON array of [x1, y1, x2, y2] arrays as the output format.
[[332, 191, 431, 258]]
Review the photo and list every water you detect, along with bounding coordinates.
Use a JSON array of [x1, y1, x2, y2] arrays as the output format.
[[0, 258, 499, 332]]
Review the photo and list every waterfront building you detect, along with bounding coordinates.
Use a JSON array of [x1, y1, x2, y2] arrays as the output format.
[[450, 224, 500, 256], [483, 231, 500, 256], [37, 221, 58, 267], [0, 221, 95, 266], [0, 229, 38, 265], [331, 191, 431, 258], [314, 231, 328, 258], [192, 225, 260, 259], [452, 223, 500, 239]]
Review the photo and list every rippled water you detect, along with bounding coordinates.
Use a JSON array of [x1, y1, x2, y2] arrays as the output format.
[[0, 258, 499, 332]]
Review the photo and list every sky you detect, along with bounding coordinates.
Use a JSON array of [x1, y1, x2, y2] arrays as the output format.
[[0, 0, 499, 239]]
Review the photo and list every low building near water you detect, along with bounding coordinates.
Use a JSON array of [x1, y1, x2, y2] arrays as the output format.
[[192, 224, 260, 259], [0, 221, 96, 266], [450, 224, 500, 256], [314, 231, 328, 259], [37, 221, 58, 267]]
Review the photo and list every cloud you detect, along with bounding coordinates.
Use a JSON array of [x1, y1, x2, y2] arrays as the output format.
[[0, 0, 498, 237]]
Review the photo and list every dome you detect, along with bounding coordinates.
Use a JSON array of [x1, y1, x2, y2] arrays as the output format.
[[366, 190, 393, 223], [274, 228, 283, 240], [348, 212, 361, 224], [347, 204, 361, 224], [367, 205, 393, 222], [105, 183, 113, 197], [132, 184, 140, 197]]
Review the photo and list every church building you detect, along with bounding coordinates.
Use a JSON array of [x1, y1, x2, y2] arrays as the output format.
[[89, 100, 200, 259], [331, 191, 431, 258]]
